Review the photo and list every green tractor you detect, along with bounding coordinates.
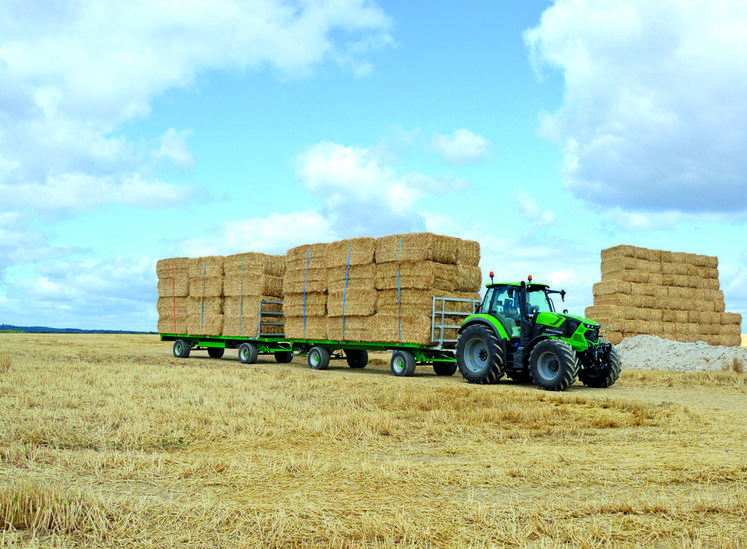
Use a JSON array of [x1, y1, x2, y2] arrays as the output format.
[[456, 274, 620, 391]]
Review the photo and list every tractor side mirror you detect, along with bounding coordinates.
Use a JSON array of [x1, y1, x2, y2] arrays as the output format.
[[560, 290, 566, 302]]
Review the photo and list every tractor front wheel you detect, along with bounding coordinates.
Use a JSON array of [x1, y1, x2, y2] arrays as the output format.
[[578, 344, 621, 388], [529, 339, 579, 391], [456, 324, 504, 384]]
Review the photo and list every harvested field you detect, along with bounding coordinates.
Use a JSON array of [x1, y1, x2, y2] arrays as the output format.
[[1, 333, 746, 548]]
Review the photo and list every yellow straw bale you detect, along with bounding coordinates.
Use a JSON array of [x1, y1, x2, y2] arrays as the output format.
[[375, 261, 456, 292], [375, 233, 461, 264], [327, 288, 377, 317], [188, 256, 224, 278], [325, 237, 376, 267]]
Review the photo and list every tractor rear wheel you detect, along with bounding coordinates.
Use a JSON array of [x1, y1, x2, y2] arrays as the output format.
[[456, 324, 504, 384], [529, 339, 579, 391], [579, 345, 621, 388]]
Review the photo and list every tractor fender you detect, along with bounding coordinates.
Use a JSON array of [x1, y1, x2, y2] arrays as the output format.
[[458, 314, 510, 341]]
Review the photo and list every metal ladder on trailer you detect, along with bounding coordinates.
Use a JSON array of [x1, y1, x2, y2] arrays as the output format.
[[257, 300, 285, 338], [430, 296, 481, 349]]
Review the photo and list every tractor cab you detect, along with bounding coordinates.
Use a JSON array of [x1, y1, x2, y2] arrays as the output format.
[[479, 281, 555, 339]]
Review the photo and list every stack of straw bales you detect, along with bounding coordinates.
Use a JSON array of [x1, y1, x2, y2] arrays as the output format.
[[585, 245, 742, 346], [283, 233, 481, 346], [156, 253, 285, 337], [223, 253, 285, 338], [156, 257, 190, 335]]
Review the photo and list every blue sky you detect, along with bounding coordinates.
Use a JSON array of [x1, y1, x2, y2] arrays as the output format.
[[1, 0, 746, 333]]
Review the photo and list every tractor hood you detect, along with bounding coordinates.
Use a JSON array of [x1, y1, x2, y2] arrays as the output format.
[[534, 312, 601, 350]]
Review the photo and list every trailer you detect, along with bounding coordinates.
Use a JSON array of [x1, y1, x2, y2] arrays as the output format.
[[161, 296, 479, 377]]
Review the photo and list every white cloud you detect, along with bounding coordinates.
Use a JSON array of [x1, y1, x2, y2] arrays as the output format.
[[0, 0, 394, 220], [513, 186, 555, 226], [525, 0, 747, 215], [295, 141, 427, 235], [430, 128, 491, 164], [155, 129, 195, 170]]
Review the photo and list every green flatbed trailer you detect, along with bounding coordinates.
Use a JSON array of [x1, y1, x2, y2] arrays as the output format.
[[160, 296, 479, 377]]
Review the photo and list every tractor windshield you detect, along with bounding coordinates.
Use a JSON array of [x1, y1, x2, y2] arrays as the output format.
[[480, 286, 521, 319], [526, 287, 554, 314]]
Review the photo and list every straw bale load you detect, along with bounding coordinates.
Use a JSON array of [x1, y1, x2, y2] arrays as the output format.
[[157, 252, 285, 338], [282, 232, 482, 345], [586, 245, 742, 346]]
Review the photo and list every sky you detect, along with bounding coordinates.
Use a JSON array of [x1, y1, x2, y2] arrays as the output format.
[[1, 0, 746, 333]]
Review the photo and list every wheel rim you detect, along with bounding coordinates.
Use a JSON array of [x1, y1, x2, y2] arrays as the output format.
[[536, 350, 560, 381], [392, 355, 404, 374], [240, 347, 247, 361], [463, 337, 489, 373], [309, 350, 320, 368]]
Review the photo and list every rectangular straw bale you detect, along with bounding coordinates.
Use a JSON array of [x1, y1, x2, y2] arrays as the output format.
[[605, 331, 624, 345], [188, 275, 223, 298], [187, 296, 223, 317], [660, 262, 674, 275], [284, 316, 327, 340], [456, 239, 481, 266], [157, 297, 188, 316], [705, 267, 719, 280], [327, 264, 376, 290], [325, 237, 376, 267], [661, 322, 676, 339], [584, 305, 622, 323], [158, 276, 189, 297], [327, 288, 377, 317], [375, 232, 460, 264], [375, 261, 457, 292], [685, 253, 712, 267], [601, 245, 638, 260], [188, 256, 224, 278], [372, 312, 435, 346], [593, 280, 632, 295], [187, 314, 223, 336], [601, 256, 637, 273], [282, 268, 326, 294], [224, 252, 286, 278], [630, 295, 656, 309], [722, 312, 743, 326], [221, 316, 259, 338], [156, 257, 190, 278], [286, 243, 329, 271], [377, 288, 443, 316], [594, 293, 632, 307], [282, 292, 327, 317], [224, 274, 283, 297], [326, 315, 376, 342], [455, 264, 482, 292], [157, 316, 187, 335], [659, 250, 673, 263], [223, 295, 282, 318], [435, 291, 481, 313], [671, 252, 688, 265]]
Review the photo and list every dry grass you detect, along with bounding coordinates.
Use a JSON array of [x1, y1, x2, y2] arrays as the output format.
[[0, 354, 9, 375], [1, 333, 745, 548]]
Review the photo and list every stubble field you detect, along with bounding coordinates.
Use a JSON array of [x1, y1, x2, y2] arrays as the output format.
[[0, 333, 745, 548]]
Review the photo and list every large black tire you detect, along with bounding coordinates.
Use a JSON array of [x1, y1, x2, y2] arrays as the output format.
[[391, 350, 416, 377], [456, 324, 504, 384], [274, 351, 293, 363], [578, 345, 621, 388], [173, 339, 191, 359], [308, 347, 330, 370], [529, 339, 579, 391], [207, 347, 224, 359], [433, 362, 458, 376], [238, 342, 258, 364], [346, 350, 368, 368]]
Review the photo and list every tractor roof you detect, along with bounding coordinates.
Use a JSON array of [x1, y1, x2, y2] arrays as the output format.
[[486, 282, 550, 290]]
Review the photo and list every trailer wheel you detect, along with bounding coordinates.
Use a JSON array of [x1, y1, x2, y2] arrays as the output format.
[[433, 362, 457, 376], [529, 339, 579, 391], [173, 339, 191, 359], [238, 342, 258, 365], [391, 350, 416, 377], [308, 347, 330, 370], [274, 351, 293, 363], [346, 350, 368, 368], [207, 347, 224, 359]]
